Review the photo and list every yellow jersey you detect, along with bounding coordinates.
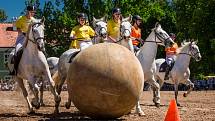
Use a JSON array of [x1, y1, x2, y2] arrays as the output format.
[[15, 16, 36, 33], [70, 25, 95, 49], [107, 19, 120, 40]]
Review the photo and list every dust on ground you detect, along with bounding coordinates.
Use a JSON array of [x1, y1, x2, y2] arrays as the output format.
[[0, 91, 214, 121]]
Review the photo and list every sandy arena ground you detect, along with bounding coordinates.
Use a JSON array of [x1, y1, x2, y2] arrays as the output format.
[[0, 90, 214, 121]]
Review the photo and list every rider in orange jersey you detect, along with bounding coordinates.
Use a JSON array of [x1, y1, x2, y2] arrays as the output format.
[[164, 33, 178, 80], [130, 15, 143, 52]]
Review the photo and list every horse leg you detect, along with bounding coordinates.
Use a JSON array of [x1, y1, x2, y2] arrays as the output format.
[[65, 79, 72, 109], [46, 75, 61, 114], [39, 81, 45, 106], [16, 77, 34, 114], [174, 83, 180, 106], [135, 101, 145, 116], [27, 78, 40, 109], [183, 79, 194, 97], [148, 78, 161, 107]]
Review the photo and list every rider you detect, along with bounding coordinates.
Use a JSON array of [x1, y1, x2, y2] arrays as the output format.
[[107, 7, 122, 43], [131, 15, 143, 52], [69, 13, 95, 50], [164, 33, 178, 80], [10, 5, 36, 75]]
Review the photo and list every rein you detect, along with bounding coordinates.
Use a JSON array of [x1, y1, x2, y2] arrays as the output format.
[[179, 44, 200, 57], [28, 22, 44, 44]]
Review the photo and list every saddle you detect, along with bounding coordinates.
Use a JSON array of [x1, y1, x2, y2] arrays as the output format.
[[159, 61, 174, 72], [68, 51, 80, 63]]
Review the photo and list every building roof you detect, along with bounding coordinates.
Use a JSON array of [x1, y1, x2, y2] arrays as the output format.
[[0, 23, 17, 48]]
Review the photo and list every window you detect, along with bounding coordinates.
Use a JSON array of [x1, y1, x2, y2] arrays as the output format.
[[4, 76, 12, 81], [4, 52, 10, 63]]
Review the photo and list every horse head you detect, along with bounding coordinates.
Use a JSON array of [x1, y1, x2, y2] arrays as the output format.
[[93, 16, 107, 38], [189, 40, 201, 61], [153, 22, 174, 47], [120, 15, 132, 40], [28, 17, 45, 52]]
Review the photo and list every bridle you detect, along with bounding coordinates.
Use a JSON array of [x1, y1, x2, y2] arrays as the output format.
[[96, 26, 107, 38], [115, 22, 131, 43], [28, 22, 44, 45], [144, 29, 171, 45], [179, 43, 200, 59]]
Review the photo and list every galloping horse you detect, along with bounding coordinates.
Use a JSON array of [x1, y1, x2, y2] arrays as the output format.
[[155, 40, 201, 106], [9, 17, 61, 114], [116, 15, 134, 53], [52, 17, 108, 112], [135, 23, 174, 115]]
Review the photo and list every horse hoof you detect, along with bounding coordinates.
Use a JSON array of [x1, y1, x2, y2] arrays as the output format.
[[31, 101, 40, 109], [183, 93, 187, 97], [65, 102, 71, 109], [56, 96, 61, 103], [155, 103, 160, 108], [138, 111, 146, 116], [177, 103, 181, 107], [40, 103, 45, 107], [27, 110, 35, 115], [54, 109, 59, 114]]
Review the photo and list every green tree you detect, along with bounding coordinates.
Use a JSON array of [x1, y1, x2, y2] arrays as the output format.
[[0, 9, 7, 22], [176, 0, 215, 78]]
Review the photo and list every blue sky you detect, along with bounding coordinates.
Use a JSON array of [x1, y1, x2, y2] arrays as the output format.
[[0, 0, 50, 22]]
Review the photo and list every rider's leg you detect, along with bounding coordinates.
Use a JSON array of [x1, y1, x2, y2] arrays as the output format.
[[164, 57, 172, 80], [80, 41, 93, 51], [12, 35, 25, 75]]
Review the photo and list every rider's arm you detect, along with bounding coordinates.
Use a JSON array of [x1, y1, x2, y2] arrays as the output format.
[[88, 26, 95, 37]]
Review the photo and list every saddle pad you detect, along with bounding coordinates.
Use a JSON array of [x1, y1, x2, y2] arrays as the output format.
[[159, 61, 174, 72]]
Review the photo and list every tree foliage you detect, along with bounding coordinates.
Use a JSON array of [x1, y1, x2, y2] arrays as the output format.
[[175, 0, 215, 78], [0, 9, 7, 22], [25, 0, 214, 78]]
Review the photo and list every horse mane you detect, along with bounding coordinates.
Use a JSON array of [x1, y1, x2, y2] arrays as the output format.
[[176, 41, 191, 54], [22, 24, 32, 48]]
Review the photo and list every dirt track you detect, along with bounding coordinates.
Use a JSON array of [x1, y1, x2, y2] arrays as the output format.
[[0, 90, 214, 121]]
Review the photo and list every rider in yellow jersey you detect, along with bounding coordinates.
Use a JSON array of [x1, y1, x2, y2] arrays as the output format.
[[10, 5, 36, 75], [15, 5, 36, 52], [70, 13, 95, 50], [107, 8, 122, 42]]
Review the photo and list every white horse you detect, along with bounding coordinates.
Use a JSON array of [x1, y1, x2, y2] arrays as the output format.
[[92, 16, 108, 44], [52, 17, 109, 112], [8, 17, 61, 114], [155, 41, 201, 106], [115, 15, 134, 53], [134, 23, 174, 115]]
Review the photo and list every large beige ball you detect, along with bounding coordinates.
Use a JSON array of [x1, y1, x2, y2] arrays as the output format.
[[67, 43, 144, 119]]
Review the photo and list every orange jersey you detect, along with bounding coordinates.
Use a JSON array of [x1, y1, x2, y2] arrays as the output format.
[[165, 43, 178, 55], [131, 26, 141, 45]]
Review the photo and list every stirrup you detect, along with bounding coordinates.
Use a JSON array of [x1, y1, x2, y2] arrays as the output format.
[[164, 75, 169, 80]]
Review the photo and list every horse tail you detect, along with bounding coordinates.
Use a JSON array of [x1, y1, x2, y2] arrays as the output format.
[[52, 70, 60, 87]]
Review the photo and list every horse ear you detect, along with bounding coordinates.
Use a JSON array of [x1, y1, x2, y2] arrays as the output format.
[[182, 40, 186, 45], [128, 14, 132, 23], [93, 17, 97, 27], [93, 17, 96, 22], [155, 22, 161, 29], [41, 16, 45, 24], [102, 16, 107, 22]]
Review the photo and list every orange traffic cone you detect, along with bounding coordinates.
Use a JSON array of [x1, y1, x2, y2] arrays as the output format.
[[164, 99, 181, 121]]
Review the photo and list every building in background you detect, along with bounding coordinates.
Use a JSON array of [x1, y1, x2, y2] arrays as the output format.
[[0, 23, 17, 81]]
